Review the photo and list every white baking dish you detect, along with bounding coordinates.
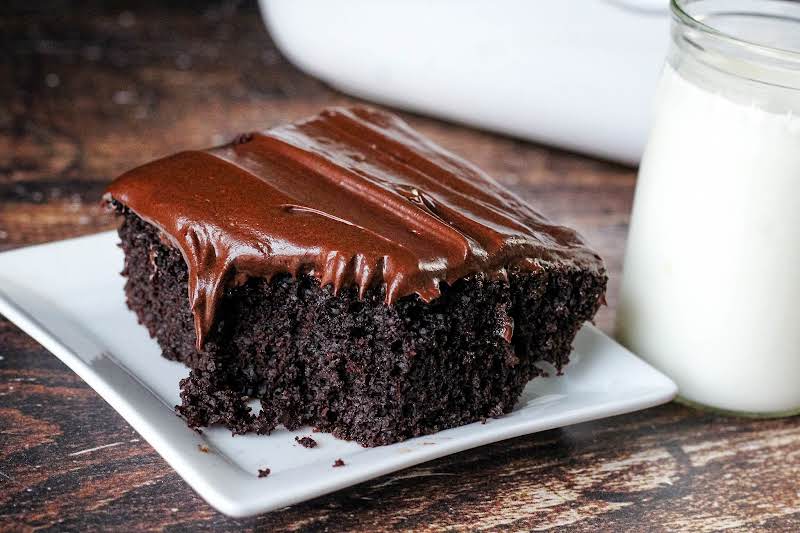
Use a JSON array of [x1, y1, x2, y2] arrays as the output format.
[[260, 0, 670, 164]]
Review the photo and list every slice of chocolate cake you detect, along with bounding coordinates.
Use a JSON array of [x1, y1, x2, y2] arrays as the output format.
[[104, 106, 606, 447]]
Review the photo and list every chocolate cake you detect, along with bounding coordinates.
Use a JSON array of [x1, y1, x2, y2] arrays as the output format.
[[104, 106, 606, 447]]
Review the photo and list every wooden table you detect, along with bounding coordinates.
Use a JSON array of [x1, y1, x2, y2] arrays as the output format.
[[2, 2, 799, 531]]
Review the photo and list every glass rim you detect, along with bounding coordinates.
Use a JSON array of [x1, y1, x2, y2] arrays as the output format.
[[670, 0, 800, 62]]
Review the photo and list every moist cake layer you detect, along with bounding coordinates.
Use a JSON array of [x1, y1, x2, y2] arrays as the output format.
[[116, 207, 606, 446]]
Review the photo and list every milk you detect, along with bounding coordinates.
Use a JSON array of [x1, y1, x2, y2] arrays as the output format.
[[616, 63, 800, 414]]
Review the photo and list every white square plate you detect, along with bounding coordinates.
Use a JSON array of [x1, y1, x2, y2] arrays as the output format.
[[0, 232, 676, 517]]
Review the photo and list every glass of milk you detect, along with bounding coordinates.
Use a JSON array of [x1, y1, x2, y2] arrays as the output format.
[[616, 0, 800, 416]]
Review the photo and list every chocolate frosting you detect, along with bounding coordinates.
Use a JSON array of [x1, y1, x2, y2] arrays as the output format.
[[105, 106, 603, 348]]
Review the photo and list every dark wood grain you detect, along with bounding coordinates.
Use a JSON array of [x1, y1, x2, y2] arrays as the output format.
[[1, 1, 799, 531]]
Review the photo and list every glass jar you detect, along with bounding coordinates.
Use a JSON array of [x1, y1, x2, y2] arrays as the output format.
[[616, 0, 800, 416]]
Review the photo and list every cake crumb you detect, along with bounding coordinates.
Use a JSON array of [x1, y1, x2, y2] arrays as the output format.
[[258, 468, 271, 478], [198, 444, 209, 453], [295, 436, 317, 448], [489, 404, 504, 417], [332, 458, 345, 467]]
